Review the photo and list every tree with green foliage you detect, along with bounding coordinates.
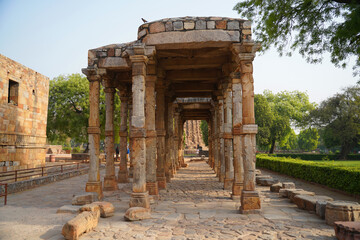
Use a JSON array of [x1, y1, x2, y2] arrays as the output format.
[[309, 85, 360, 159], [47, 74, 121, 147], [298, 128, 320, 151], [279, 129, 298, 150], [234, 0, 360, 76], [200, 120, 209, 146], [254, 94, 273, 151], [255, 90, 315, 153]]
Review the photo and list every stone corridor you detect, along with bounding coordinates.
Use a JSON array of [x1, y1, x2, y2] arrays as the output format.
[[0, 158, 345, 240]]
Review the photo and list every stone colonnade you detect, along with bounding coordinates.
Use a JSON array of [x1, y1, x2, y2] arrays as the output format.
[[83, 41, 261, 214]]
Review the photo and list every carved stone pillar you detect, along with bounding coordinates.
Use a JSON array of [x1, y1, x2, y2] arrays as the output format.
[[223, 86, 234, 190], [213, 102, 219, 174], [85, 74, 103, 199], [128, 98, 133, 178], [231, 41, 261, 214], [174, 112, 180, 171], [117, 90, 129, 183], [179, 118, 185, 168], [231, 72, 243, 200], [218, 97, 225, 183], [128, 50, 150, 209], [145, 75, 158, 197], [156, 78, 167, 189], [207, 119, 212, 169], [165, 98, 174, 181], [103, 85, 118, 191]]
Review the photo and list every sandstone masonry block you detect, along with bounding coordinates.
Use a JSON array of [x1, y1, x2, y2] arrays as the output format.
[[207, 21, 215, 29], [326, 201, 360, 226], [334, 221, 360, 240], [93, 201, 115, 218], [270, 182, 282, 193], [165, 21, 173, 31], [79, 203, 100, 213], [62, 209, 100, 240], [149, 22, 165, 33], [215, 20, 227, 29], [288, 190, 315, 203], [72, 193, 98, 206], [294, 195, 333, 212], [173, 21, 184, 31], [138, 29, 147, 38], [316, 200, 328, 219], [258, 178, 279, 186], [195, 20, 206, 30], [227, 21, 240, 30], [282, 182, 295, 189], [184, 21, 195, 30], [256, 175, 272, 184], [124, 207, 151, 221]]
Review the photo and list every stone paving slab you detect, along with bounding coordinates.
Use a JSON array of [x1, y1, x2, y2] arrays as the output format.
[[1, 161, 358, 239]]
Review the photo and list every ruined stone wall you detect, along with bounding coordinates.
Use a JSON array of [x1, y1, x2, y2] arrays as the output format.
[[0, 54, 49, 169], [184, 120, 206, 149]]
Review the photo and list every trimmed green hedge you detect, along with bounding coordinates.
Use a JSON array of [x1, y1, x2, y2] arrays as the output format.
[[256, 154, 360, 196], [272, 153, 360, 161]]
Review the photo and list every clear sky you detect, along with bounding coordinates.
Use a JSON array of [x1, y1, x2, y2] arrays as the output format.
[[0, 0, 357, 103]]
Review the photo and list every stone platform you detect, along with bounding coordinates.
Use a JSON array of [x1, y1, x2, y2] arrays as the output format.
[[0, 160, 358, 239]]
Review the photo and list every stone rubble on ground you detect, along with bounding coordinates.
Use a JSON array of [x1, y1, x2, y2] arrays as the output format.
[[61, 208, 100, 240]]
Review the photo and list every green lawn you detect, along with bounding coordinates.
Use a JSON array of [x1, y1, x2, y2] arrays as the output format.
[[312, 160, 360, 170]]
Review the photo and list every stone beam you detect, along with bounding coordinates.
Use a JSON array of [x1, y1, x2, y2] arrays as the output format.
[[166, 69, 221, 81]]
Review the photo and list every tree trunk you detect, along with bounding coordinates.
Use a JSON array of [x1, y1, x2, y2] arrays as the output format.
[[339, 143, 351, 160], [269, 139, 276, 154], [83, 143, 89, 153]]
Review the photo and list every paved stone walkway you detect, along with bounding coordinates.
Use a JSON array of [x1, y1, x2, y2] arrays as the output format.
[[1, 159, 357, 239]]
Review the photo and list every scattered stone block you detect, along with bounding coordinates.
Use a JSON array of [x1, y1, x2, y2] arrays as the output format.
[[79, 203, 100, 213], [334, 221, 360, 240], [316, 200, 328, 219], [287, 189, 314, 203], [279, 189, 289, 198], [255, 169, 261, 176], [256, 175, 272, 184], [72, 193, 98, 206], [57, 205, 81, 214], [325, 201, 360, 226], [270, 183, 282, 193], [61, 209, 100, 240], [93, 201, 115, 218], [282, 182, 295, 189], [293, 195, 333, 212], [124, 207, 151, 221], [258, 178, 279, 186]]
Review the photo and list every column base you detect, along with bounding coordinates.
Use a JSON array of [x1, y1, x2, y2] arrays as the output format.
[[240, 190, 261, 214], [181, 163, 188, 168], [146, 181, 159, 196], [157, 176, 167, 189], [223, 178, 233, 190], [85, 181, 103, 200], [103, 176, 118, 191], [129, 191, 150, 209], [117, 171, 128, 183], [232, 182, 243, 197]]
